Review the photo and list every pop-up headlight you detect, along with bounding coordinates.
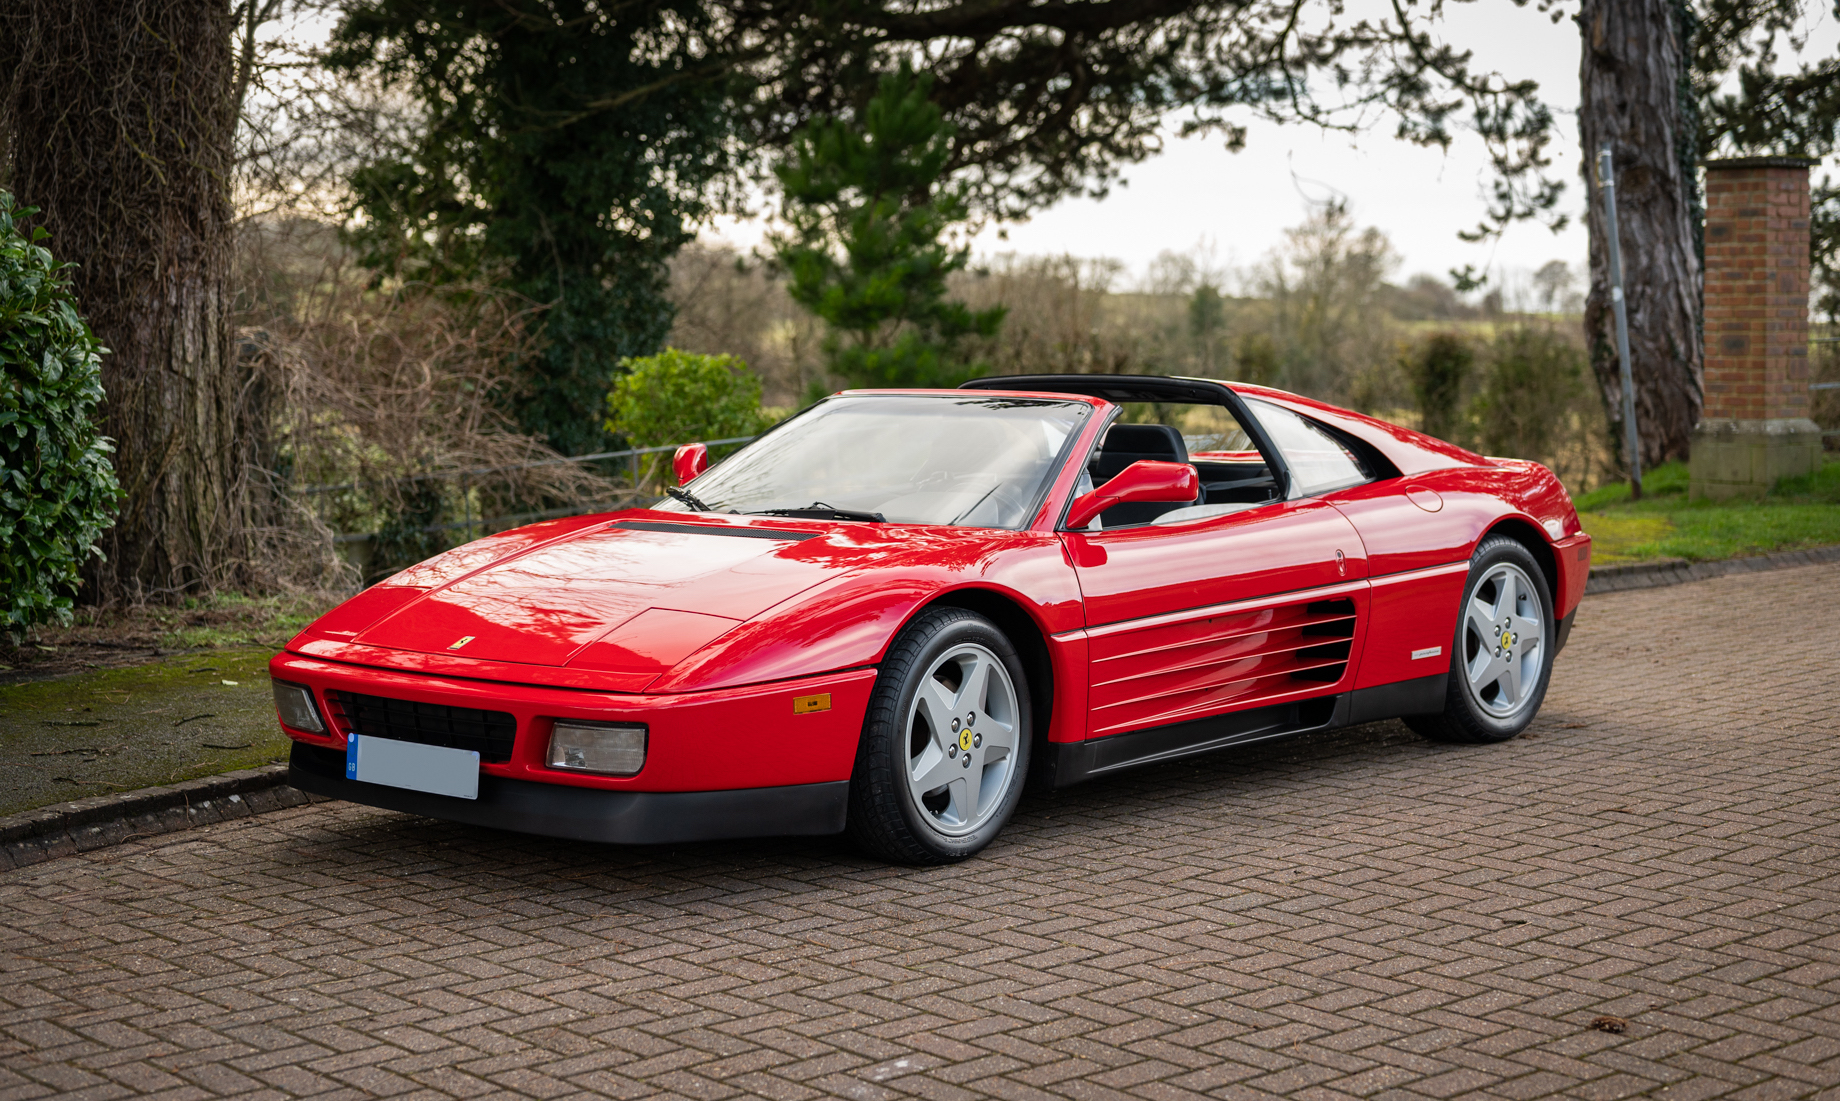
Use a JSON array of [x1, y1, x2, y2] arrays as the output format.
[[272, 680, 326, 734], [546, 721, 646, 776]]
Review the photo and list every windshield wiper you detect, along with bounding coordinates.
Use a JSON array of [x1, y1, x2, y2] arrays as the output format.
[[667, 486, 713, 512], [753, 502, 886, 523]]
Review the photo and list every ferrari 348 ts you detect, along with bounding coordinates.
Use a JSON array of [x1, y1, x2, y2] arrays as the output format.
[[274, 375, 1591, 863]]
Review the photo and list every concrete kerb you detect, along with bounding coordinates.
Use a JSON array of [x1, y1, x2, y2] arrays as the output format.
[[0, 764, 318, 873], [1584, 542, 1840, 593], [2, 542, 1835, 874]]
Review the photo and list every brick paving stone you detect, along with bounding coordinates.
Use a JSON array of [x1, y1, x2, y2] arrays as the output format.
[[5, 562, 1840, 1100]]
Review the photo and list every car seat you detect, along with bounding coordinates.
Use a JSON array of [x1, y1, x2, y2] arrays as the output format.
[[1089, 423, 1199, 527]]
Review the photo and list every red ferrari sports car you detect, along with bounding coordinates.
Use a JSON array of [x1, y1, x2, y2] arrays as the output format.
[[274, 375, 1590, 863]]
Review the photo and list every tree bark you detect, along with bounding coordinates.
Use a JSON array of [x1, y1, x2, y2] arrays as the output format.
[[2, 0, 244, 600], [1579, 0, 1704, 470]]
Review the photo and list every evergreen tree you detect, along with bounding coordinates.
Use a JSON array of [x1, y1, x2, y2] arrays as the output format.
[[1690, 0, 1840, 318], [326, 0, 738, 456], [770, 68, 1005, 391], [325, 0, 1567, 434]]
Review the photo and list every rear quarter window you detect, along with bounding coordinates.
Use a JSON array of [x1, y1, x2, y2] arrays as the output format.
[[1246, 398, 1371, 497]]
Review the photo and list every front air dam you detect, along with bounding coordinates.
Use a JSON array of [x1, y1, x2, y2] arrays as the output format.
[[288, 743, 849, 845]]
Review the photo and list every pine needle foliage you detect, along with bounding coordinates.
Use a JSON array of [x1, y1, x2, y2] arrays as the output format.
[[771, 68, 1005, 392]]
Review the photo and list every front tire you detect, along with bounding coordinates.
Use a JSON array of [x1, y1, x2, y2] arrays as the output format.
[[846, 608, 1031, 865], [1407, 536, 1554, 745]]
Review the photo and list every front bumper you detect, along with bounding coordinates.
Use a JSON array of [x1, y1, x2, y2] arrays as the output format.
[[290, 743, 849, 844], [269, 652, 875, 793]]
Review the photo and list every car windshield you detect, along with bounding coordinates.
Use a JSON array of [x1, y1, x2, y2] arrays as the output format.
[[656, 394, 1091, 529]]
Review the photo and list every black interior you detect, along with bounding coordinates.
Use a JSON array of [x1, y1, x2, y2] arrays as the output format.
[[956, 375, 1296, 529], [1087, 424, 1196, 527], [1088, 423, 1280, 528], [1192, 460, 1279, 505], [1091, 424, 1187, 480]]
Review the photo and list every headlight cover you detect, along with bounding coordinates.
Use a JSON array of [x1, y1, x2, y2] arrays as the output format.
[[272, 680, 326, 734], [547, 721, 646, 777]]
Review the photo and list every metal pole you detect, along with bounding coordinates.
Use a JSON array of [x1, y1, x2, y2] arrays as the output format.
[[1598, 145, 1644, 500]]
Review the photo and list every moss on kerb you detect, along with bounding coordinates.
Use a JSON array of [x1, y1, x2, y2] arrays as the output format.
[[0, 649, 289, 817]]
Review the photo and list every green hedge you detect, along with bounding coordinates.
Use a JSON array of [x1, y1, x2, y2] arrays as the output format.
[[0, 192, 121, 631]]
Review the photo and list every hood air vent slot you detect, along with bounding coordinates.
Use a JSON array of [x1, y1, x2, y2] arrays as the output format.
[[613, 520, 821, 541]]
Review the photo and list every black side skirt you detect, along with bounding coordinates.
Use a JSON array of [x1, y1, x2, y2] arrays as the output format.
[[289, 743, 849, 845], [1044, 673, 1450, 789]]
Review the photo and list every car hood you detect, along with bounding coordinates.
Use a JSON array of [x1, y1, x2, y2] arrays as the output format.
[[340, 517, 853, 669], [292, 512, 1059, 692]]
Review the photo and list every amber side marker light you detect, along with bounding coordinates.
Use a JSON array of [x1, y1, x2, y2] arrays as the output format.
[[546, 721, 647, 776], [792, 693, 832, 715]]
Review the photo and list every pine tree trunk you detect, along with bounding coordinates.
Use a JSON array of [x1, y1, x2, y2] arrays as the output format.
[[3, 0, 243, 600], [1579, 0, 1704, 470]]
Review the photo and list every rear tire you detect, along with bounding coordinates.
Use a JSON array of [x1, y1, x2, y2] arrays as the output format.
[[845, 607, 1031, 865], [1407, 536, 1554, 745]]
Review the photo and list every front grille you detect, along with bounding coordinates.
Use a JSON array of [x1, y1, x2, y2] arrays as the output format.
[[327, 690, 517, 763]]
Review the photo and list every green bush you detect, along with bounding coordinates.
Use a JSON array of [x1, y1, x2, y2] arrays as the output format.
[[1401, 331, 1473, 442], [0, 192, 122, 632], [605, 349, 772, 484], [1469, 323, 1584, 463]]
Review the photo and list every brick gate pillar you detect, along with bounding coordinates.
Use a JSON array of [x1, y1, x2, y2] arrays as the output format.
[[1691, 155, 1824, 498]]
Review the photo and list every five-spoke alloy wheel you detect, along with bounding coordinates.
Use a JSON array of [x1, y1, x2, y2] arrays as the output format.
[[1458, 559, 1545, 721], [1408, 536, 1556, 745], [903, 641, 1022, 837], [847, 608, 1031, 864]]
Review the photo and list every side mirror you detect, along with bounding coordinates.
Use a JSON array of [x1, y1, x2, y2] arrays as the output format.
[[673, 442, 708, 485], [1064, 460, 1199, 530]]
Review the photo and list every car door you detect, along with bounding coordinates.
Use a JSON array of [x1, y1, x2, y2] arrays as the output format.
[[1064, 495, 1369, 741]]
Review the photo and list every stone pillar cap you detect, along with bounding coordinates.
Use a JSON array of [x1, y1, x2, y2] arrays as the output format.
[[1704, 155, 1820, 169]]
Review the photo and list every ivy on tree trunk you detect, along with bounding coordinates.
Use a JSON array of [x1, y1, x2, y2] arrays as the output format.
[[2, 0, 244, 601], [1580, 0, 1706, 469]]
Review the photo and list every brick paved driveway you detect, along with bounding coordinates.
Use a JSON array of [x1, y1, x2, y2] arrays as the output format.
[[4, 563, 1839, 1101]]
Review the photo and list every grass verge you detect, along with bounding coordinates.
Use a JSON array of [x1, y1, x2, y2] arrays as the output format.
[[1576, 459, 1840, 564], [0, 649, 288, 817]]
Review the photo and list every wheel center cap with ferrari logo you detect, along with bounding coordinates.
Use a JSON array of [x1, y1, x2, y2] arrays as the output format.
[[950, 713, 979, 765]]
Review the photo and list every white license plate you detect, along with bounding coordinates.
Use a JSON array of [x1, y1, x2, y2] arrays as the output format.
[[346, 734, 480, 800]]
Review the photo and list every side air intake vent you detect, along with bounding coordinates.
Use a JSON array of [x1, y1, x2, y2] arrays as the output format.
[[1291, 598, 1357, 683], [1085, 593, 1362, 738]]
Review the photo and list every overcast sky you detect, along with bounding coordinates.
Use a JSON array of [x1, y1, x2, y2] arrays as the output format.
[[706, 2, 1840, 292]]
